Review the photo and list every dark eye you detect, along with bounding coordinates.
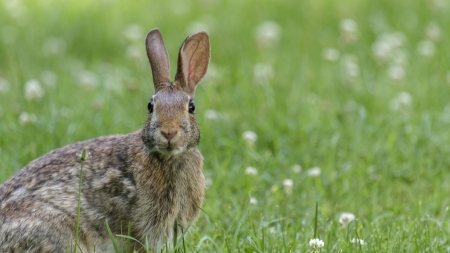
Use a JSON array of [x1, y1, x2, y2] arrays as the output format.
[[148, 100, 154, 114], [188, 100, 195, 114]]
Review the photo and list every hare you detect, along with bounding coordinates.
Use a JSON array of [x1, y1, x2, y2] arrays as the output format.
[[0, 28, 210, 252]]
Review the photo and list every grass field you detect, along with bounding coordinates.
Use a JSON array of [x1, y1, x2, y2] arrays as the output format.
[[1, 0, 450, 252]]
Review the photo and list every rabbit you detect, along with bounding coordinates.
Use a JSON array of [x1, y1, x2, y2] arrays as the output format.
[[0, 28, 210, 253]]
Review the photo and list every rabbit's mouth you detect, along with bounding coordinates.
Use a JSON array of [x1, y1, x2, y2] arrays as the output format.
[[157, 143, 185, 156]]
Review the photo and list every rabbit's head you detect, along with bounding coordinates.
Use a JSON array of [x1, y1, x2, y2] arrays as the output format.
[[142, 29, 210, 156]]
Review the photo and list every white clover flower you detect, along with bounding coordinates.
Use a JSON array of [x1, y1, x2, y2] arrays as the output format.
[[254, 21, 281, 49], [340, 19, 357, 33], [205, 177, 213, 189], [322, 47, 340, 62], [186, 21, 210, 35], [309, 238, 325, 249], [77, 70, 99, 90], [126, 45, 144, 61], [340, 19, 358, 44], [203, 63, 218, 82], [350, 238, 365, 245], [268, 226, 277, 234], [417, 40, 435, 57], [103, 76, 116, 92], [253, 63, 274, 84], [426, 22, 441, 41], [339, 212, 356, 228], [0, 77, 10, 94], [282, 179, 293, 187], [372, 32, 406, 63], [123, 24, 144, 41], [104, 75, 126, 93], [372, 40, 392, 62], [4, 0, 27, 18], [389, 99, 400, 111], [389, 92, 412, 111], [249, 197, 258, 205], [387, 65, 406, 81], [24, 79, 44, 101], [384, 32, 406, 48], [282, 179, 294, 195], [42, 37, 67, 56], [1, 25, 19, 44], [19, 112, 37, 125], [243, 130, 258, 146], [345, 61, 359, 77], [397, 92, 413, 105], [341, 55, 359, 78], [292, 164, 302, 173], [245, 166, 258, 176], [204, 109, 220, 120], [430, 0, 448, 9], [41, 70, 57, 87], [307, 167, 321, 177]]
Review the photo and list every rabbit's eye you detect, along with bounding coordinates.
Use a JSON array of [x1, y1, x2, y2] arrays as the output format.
[[148, 101, 154, 114], [188, 100, 195, 114]]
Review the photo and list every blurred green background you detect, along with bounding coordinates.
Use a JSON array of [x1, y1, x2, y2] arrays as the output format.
[[1, 0, 450, 251]]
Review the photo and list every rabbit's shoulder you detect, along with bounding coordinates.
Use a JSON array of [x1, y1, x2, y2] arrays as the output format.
[[0, 130, 144, 203]]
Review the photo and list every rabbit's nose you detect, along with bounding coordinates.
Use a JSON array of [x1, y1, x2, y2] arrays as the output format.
[[161, 130, 177, 141]]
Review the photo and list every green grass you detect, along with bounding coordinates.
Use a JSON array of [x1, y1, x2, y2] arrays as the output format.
[[2, 0, 450, 252]]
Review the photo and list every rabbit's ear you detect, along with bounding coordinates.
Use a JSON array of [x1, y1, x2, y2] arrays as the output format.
[[175, 31, 210, 97], [146, 29, 171, 92]]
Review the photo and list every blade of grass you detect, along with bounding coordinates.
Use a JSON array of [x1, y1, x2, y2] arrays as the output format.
[[126, 222, 131, 253], [73, 148, 87, 253], [232, 198, 250, 250], [106, 220, 120, 253], [173, 220, 178, 253], [314, 201, 318, 238]]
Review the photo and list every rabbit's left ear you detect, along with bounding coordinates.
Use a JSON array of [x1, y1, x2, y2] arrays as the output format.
[[146, 28, 171, 92], [175, 31, 210, 97]]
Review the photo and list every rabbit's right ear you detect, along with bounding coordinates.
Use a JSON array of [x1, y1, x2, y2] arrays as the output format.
[[174, 31, 210, 97], [146, 29, 171, 92]]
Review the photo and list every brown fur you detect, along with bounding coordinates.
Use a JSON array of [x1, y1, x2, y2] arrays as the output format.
[[0, 28, 210, 252]]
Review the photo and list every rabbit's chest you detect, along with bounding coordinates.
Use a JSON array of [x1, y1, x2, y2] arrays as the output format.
[[133, 154, 205, 240], [160, 172, 204, 221]]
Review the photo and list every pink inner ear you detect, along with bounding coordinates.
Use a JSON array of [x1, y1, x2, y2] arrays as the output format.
[[175, 32, 210, 94], [182, 35, 209, 89], [187, 41, 201, 86]]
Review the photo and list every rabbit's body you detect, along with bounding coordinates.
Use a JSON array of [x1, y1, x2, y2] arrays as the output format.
[[0, 28, 210, 252], [0, 130, 204, 252]]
